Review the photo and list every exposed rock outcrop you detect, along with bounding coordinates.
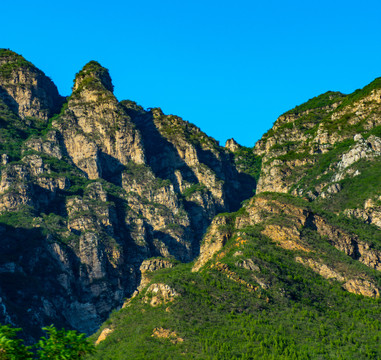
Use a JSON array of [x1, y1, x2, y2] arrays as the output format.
[[152, 327, 184, 344], [235, 196, 381, 271], [254, 89, 381, 196], [344, 197, 381, 229], [225, 138, 241, 152], [296, 257, 379, 297], [55, 61, 146, 180], [139, 258, 174, 283], [95, 327, 114, 345], [192, 215, 232, 272], [0, 49, 63, 120], [211, 262, 259, 292], [343, 279, 380, 297], [313, 215, 381, 270], [144, 283, 179, 307]]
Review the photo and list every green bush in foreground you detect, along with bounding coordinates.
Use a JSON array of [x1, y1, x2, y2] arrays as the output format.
[[0, 325, 32, 360], [0, 325, 95, 360]]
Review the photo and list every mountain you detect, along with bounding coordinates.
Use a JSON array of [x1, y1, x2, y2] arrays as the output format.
[[0, 49, 380, 358], [0, 50, 256, 340], [89, 78, 381, 358]]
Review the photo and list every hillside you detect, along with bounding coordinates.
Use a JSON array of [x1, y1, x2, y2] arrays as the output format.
[[89, 76, 381, 358], [0, 49, 380, 359], [0, 50, 256, 339]]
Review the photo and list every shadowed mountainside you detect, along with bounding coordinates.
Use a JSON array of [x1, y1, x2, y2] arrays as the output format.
[[0, 50, 256, 339]]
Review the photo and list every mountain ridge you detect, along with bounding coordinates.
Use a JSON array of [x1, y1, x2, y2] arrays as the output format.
[[0, 50, 380, 359], [0, 50, 256, 340]]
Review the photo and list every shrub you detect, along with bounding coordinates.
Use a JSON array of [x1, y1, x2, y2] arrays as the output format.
[[36, 325, 95, 360], [0, 324, 95, 360]]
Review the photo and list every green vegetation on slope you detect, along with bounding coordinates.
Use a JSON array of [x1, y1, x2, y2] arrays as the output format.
[[0, 98, 48, 160], [286, 91, 346, 115], [233, 146, 262, 181], [317, 157, 381, 213], [0, 49, 34, 78], [153, 112, 220, 151], [337, 77, 381, 110], [0, 324, 95, 359], [72, 60, 114, 95], [89, 221, 381, 359]]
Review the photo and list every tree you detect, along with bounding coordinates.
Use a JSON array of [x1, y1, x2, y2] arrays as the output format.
[[0, 324, 95, 360], [36, 326, 95, 360], [0, 325, 33, 360]]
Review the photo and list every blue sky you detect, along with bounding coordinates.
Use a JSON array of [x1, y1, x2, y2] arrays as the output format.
[[3, 0, 381, 146]]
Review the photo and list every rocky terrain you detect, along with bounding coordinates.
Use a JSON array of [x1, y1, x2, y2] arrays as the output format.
[[88, 73, 381, 359], [0, 50, 256, 339], [0, 49, 381, 358]]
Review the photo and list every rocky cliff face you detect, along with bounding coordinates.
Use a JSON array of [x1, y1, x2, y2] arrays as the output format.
[[254, 89, 381, 199], [56, 61, 146, 180], [1, 50, 381, 348], [188, 84, 381, 303], [0, 49, 64, 121], [85, 73, 381, 359], [0, 50, 256, 339], [194, 194, 381, 298]]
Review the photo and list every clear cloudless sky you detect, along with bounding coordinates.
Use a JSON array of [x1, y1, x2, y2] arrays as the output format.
[[2, 0, 381, 146]]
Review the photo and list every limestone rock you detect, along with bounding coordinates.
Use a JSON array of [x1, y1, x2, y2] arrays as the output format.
[[235, 196, 308, 229], [235, 196, 381, 272], [343, 279, 380, 297], [0, 164, 34, 213], [313, 215, 381, 270], [95, 327, 114, 345], [332, 135, 381, 182], [0, 49, 63, 120], [192, 215, 232, 272], [253, 88, 381, 197], [344, 199, 381, 229], [295, 257, 345, 282], [137, 258, 175, 291], [225, 138, 241, 152], [24, 130, 64, 160], [55, 61, 146, 180], [211, 262, 259, 292], [296, 257, 380, 297], [144, 283, 179, 307], [235, 259, 260, 272], [262, 224, 311, 252], [151, 327, 184, 344]]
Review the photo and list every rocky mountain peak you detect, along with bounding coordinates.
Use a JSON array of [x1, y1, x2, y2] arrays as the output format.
[[225, 138, 241, 152], [0, 49, 63, 120], [1, 50, 381, 357], [0, 49, 33, 68], [73, 60, 114, 94]]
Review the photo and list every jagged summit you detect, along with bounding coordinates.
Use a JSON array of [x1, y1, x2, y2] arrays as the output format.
[[73, 60, 114, 94]]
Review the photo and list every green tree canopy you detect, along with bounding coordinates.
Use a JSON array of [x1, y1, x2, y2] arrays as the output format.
[[0, 324, 95, 360]]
